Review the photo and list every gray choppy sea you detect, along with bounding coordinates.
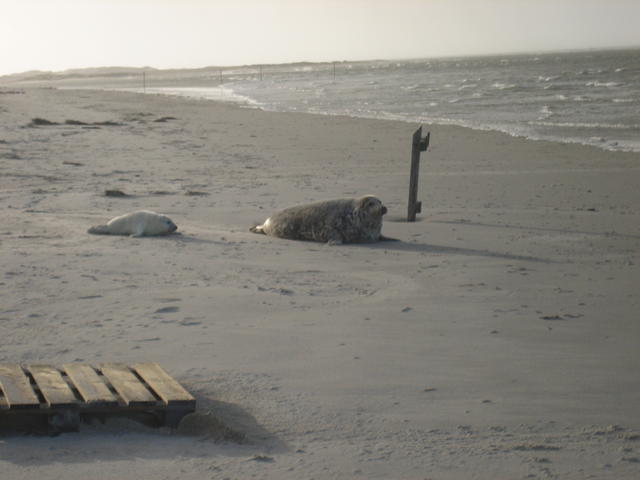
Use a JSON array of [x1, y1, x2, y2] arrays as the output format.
[[142, 49, 640, 152]]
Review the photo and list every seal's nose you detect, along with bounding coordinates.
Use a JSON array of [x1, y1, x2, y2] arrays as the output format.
[[169, 223, 178, 232], [381, 205, 387, 215]]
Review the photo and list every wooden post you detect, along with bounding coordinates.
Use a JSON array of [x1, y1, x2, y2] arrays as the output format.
[[407, 126, 430, 222]]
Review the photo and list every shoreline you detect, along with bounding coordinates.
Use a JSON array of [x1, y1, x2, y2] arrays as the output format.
[[53, 84, 640, 154], [6, 44, 640, 153], [1, 87, 639, 479]]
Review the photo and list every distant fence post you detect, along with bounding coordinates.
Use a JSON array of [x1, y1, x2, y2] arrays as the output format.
[[407, 126, 430, 222]]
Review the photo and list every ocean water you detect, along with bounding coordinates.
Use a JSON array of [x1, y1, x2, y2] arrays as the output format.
[[149, 49, 640, 152]]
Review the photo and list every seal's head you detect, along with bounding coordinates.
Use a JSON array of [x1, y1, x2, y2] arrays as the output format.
[[355, 195, 387, 219], [162, 216, 178, 233], [139, 212, 178, 235]]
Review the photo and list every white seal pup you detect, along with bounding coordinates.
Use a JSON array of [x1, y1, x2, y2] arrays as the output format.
[[250, 195, 390, 244], [88, 210, 178, 237]]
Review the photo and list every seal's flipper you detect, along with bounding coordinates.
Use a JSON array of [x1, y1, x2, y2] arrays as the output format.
[[379, 235, 399, 242]]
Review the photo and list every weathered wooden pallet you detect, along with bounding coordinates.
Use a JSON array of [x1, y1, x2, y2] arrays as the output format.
[[0, 362, 195, 433]]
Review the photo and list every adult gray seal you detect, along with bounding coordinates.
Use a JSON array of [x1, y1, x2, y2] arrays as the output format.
[[88, 210, 178, 237], [250, 195, 391, 244]]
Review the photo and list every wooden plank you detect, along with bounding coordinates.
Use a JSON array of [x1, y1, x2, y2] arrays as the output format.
[[28, 365, 78, 409], [99, 363, 157, 407], [0, 364, 40, 409], [63, 363, 118, 407], [132, 362, 195, 408]]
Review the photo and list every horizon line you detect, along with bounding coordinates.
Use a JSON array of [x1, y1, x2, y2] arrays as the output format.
[[2, 44, 639, 79]]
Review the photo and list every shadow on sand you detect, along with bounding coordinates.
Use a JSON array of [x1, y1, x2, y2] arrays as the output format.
[[431, 219, 640, 240], [361, 239, 553, 263], [0, 394, 287, 465]]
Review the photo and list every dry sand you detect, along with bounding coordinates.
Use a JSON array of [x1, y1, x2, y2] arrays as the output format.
[[1, 87, 639, 479]]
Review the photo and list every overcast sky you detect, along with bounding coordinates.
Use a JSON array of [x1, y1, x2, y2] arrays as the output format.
[[1, 0, 639, 76]]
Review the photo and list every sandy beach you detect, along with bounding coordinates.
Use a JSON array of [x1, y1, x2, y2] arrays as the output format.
[[1, 87, 639, 479]]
